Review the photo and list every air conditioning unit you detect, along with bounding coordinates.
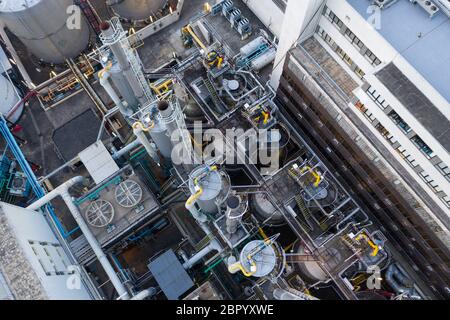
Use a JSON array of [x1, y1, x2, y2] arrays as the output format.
[[435, 0, 450, 17], [413, 0, 441, 18]]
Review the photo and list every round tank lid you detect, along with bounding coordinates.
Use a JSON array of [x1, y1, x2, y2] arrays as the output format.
[[0, 0, 41, 12], [240, 240, 277, 277], [227, 80, 240, 91], [227, 195, 240, 210], [189, 166, 223, 201]]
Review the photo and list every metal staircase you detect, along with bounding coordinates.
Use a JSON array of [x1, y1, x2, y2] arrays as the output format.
[[203, 77, 222, 110], [294, 195, 313, 231]]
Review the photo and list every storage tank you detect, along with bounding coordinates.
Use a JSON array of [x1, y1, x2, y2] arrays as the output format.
[[0, 0, 90, 64], [250, 193, 285, 227], [188, 165, 230, 214], [0, 75, 23, 123], [108, 0, 166, 21]]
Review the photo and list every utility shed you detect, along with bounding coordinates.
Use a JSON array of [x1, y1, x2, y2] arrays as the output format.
[[79, 141, 120, 185], [148, 250, 194, 300]]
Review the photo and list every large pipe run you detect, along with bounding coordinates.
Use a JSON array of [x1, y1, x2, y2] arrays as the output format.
[[99, 63, 132, 117], [27, 177, 131, 300], [132, 122, 160, 163], [183, 238, 222, 269]]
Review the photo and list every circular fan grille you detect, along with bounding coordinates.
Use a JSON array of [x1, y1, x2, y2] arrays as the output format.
[[115, 180, 143, 208], [85, 200, 115, 228]]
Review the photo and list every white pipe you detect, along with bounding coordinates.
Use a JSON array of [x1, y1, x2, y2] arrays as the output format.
[[99, 68, 132, 117], [112, 139, 142, 159], [27, 176, 83, 211], [132, 125, 160, 163], [130, 287, 157, 300], [185, 200, 208, 223], [182, 239, 222, 269], [26, 177, 131, 300]]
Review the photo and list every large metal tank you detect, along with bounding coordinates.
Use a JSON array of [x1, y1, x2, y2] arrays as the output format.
[[0, 75, 22, 123], [0, 0, 90, 64], [188, 165, 230, 214], [108, 0, 166, 21]]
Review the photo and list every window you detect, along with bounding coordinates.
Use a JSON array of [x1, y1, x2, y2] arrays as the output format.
[[436, 162, 450, 182], [344, 28, 364, 50], [411, 135, 435, 159], [388, 111, 412, 134], [355, 66, 366, 79], [323, 6, 344, 30], [366, 86, 389, 110], [364, 49, 381, 66]]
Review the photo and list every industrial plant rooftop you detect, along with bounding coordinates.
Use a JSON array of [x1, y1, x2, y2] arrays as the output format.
[[348, 0, 450, 103]]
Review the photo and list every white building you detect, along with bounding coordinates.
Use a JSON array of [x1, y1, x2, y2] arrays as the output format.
[[0, 202, 92, 300]]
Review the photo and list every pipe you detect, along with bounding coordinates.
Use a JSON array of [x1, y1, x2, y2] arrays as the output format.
[[182, 238, 222, 269], [132, 122, 160, 163], [112, 139, 142, 159], [130, 287, 157, 300], [26, 177, 130, 300], [355, 233, 379, 257], [385, 264, 415, 296], [99, 62, 132, 117]]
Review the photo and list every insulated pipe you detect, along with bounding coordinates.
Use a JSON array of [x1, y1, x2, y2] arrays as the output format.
[[132, 122, 160, 163], [112, 139, 142, 159], [26, 177, 131, 300], [99, 63, 132, 117], [130, 287, 157, 300], [182, 239, 222, 269]]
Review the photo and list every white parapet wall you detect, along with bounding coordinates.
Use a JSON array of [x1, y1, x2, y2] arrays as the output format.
[[0, 202, 91, 300]]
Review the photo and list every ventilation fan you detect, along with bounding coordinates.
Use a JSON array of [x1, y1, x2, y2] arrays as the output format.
[[85, 200, 115, 228], [115, 180, 143, 208]]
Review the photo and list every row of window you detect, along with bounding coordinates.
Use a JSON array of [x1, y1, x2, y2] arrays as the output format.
[[317, 26, 366, 80], [366, 86, 442, 162], [354, 98, 450, 208], [323, 6, 382, 67]]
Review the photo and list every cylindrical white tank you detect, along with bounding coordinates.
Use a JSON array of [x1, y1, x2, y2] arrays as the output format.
[[0, 0, 90, 64], [0, 75, 22, 123], [108, 0, 166, 21], [250, 47, 276, 71], [240, 36, 266, 56]]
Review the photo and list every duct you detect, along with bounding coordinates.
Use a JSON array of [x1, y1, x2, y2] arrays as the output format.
[[132, 122, 160, 163], [98, 64, 132, 117], [26, 177, 131, 300], [385, 264, 416, 296], [182, 239, 222, 269], [112, 139, 142, 159], [130, 287, 157, 300]]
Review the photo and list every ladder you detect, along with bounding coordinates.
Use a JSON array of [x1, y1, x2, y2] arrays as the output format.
[[74, 0, 101, 34], [294, 195, 313, 231], [204, 78, 222, 110]]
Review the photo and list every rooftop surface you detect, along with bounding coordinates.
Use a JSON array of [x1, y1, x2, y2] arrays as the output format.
[[348, 0, 450, 103], [376, 63, 450, 152]]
